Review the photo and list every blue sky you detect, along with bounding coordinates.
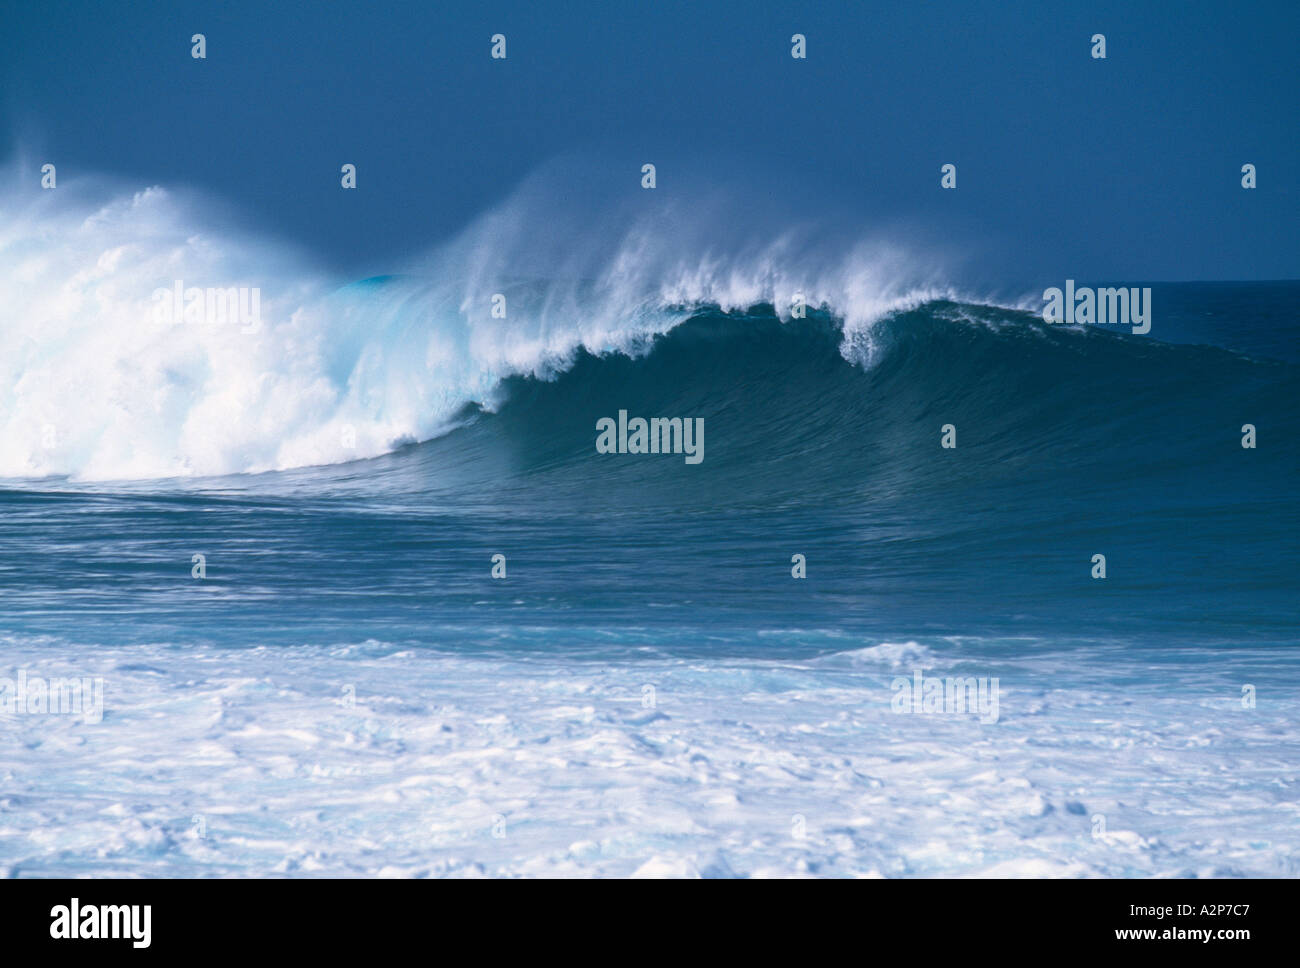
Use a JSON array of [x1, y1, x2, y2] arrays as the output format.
[[3, 0, 1296, 284]]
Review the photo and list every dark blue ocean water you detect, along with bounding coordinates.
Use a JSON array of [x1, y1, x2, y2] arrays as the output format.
[[2, 282, 1296, 658]]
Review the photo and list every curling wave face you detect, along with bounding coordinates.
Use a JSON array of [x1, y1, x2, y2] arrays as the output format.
[[0, 169, 952, 481]]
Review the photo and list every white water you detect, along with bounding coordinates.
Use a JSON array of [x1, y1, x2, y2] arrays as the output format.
[[2, 636, 1295, 877], [0, 162, 958, 481]]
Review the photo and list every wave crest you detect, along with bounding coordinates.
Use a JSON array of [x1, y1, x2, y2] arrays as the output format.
[[0, 161, 965, 480]]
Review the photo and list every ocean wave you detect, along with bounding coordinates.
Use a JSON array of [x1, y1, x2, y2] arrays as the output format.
[[0, 161, 962, 481], [3, 163, 1295, 489]]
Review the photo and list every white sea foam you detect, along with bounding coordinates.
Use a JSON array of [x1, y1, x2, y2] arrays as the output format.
[[824, 640, 943, 669], [0, 636, 1294, 877]]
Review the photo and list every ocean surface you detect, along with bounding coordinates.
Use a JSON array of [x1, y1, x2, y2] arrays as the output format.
[[1, 177, 1297, 875]]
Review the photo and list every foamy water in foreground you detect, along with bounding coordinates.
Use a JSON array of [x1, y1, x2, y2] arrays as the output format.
[[2, 638, 1295, 878]]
